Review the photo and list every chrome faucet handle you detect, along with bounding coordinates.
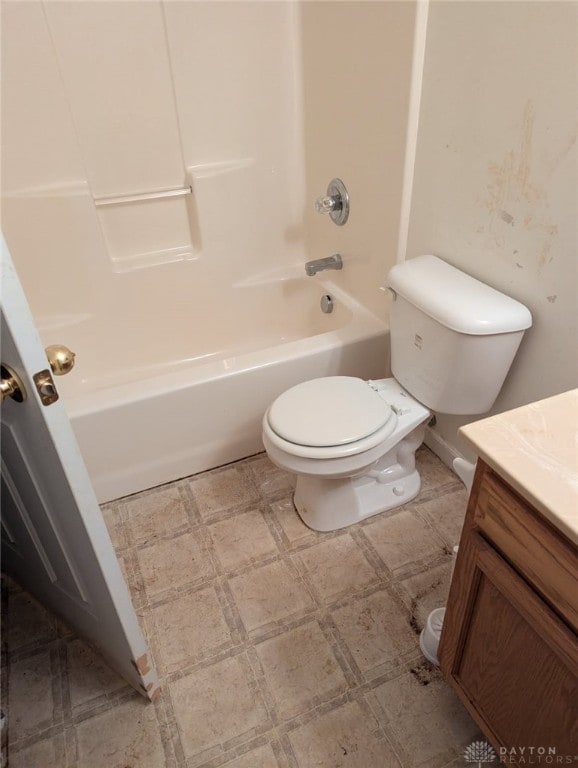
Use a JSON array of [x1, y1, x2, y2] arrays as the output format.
[[314, 178, 349, 226], [315, 194, 339, 214]]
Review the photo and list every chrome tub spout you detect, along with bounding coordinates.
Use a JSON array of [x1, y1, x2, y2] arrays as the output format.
[[305, 254, 343, 276]]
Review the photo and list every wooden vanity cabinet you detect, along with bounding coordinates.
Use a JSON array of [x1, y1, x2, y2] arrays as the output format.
[[439, 459, 578, 760]]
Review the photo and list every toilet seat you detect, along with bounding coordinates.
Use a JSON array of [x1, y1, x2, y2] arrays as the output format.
[[265, 376, 398, 460]]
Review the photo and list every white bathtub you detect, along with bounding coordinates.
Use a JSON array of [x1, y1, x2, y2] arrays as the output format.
[[56, 277, 389, 503]]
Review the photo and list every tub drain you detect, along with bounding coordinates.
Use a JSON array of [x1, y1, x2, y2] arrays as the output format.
[[320, 294, 334, 314]]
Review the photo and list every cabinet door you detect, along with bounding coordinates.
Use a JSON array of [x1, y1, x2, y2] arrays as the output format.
[[441, 532, 578, 757]]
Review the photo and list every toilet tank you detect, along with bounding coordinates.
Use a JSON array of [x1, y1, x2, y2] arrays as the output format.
[[387, 255, 532, 415]]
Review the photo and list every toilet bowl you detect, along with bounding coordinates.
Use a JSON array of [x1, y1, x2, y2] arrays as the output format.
[[262, 377, 430, 531], [263, 255, 532, 531]]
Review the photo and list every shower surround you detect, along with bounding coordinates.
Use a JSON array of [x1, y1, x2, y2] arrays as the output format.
[[1, 1, 417, 501]]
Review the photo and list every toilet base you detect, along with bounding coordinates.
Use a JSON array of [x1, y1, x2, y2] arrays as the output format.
[[290, 424, 426, 532], [294, 469, 421, 531]]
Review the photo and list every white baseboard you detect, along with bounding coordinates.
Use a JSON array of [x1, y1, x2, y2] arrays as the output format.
[[423, 425, 463, 474], [424, 426, 478, 492]]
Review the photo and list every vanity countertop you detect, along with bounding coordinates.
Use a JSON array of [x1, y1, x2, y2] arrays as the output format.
[[459, 389, 578, 547]]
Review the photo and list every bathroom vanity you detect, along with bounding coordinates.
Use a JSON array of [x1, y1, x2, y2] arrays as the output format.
[[439, 390, 578, 762]]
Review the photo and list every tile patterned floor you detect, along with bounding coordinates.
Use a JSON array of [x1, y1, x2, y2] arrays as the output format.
[[2, 447, 482, 768]]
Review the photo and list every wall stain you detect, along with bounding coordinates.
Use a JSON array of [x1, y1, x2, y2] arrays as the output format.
[[546, 295, 557, 303], [484, 100, 560, 271], [547, 131, 577, 177]]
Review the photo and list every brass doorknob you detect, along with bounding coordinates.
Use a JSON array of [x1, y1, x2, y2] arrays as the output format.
[[45, 344, 76, 376], [0, 364, 27, 403]]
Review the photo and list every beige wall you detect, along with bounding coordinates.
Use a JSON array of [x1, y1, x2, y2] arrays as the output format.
[[407, 0, 578, 461], [300, 1, 417, 320]]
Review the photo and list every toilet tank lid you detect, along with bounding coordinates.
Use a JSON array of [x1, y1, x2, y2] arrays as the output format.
[[387, 255, 532, 335]]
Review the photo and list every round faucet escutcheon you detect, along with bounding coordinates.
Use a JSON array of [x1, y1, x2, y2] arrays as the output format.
[[314, 178, 349, 226]]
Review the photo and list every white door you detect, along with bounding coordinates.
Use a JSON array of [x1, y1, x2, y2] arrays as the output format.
[[0, 236, 159, 699]]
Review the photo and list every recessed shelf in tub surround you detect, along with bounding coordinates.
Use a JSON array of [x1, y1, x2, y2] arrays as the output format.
[[94, 180, 198, 273], [93, 185, 192, 207], [92, 159, 259, 274]]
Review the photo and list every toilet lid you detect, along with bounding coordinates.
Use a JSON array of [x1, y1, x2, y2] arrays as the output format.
[[267, 376, 393, 447]]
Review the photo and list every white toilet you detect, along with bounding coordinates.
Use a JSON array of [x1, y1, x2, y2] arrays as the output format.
[[262, 255, 532, 531]]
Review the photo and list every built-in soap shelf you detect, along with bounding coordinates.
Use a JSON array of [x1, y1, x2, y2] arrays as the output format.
[[4, 179, 198, 273], [93, 179, 197, 272], [93, 185, 192, 207], [6, 158, 256, 274]]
